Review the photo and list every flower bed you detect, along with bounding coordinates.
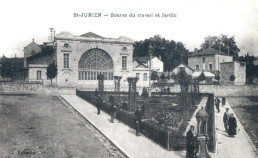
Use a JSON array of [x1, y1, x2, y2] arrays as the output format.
[[76, 90, 213, 151]]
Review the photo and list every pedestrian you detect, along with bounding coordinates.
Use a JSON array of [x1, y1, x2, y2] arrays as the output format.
[[96, 95, 102, 115], [222, 97, 226, 107], [186, 125, 196, 158], [110, 101, 117, 123], [223, 108, 230, 132], [134, 106, 142, 136], [228, 113, 237, 138], [214, 97, 221, 113]]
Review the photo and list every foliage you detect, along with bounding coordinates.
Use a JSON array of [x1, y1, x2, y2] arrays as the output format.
[[175, 70, 192, 84], [1, 57, 23, 80], [238, 53, 258, 84], [200, 34, 240, 60], [151, 71, 159, 80], [46, 62, 57, 85], [160, 73, 166, 80], [230, 75, 235, 81], [141, 87, 148, 98], [27, 46, 55, 61], [133, 35, 189, 71]]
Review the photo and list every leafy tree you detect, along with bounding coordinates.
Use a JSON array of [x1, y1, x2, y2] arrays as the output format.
[[238, 53, 257, 84], [160, 73, 166, 80], [215, 71, 220, 81], [200, 34, 240, 60], [151, 71, 159, 80], [46, 62, 57, 85], [133, 35, 189, 71]]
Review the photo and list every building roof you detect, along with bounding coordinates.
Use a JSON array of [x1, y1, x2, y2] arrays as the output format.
[[189, 48, 230, 57], [192, 71, 215, 78], [80, 32, 103, 38], [134, 56, 151, 63], [171, 62, 194, 72], [254, 60, 258, 66]]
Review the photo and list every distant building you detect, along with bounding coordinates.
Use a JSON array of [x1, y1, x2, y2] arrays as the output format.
[[24, 31, 164, 90], [171, 62, 194, 75], [188, 48, 233, 73], [220, 61, 246, 85], [133, 56, 163, 88]]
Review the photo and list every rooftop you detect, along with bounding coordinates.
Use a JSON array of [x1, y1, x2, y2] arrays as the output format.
[[189, 48, 230, 57]]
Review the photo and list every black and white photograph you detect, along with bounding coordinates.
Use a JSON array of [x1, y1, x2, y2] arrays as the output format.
[[0, 0, 257, 157]]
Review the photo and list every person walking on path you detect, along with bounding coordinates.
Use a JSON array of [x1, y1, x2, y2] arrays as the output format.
[[134, 106, 142, 136], [215, 97, 221, 113], [228, 113, 237, 138], [186, 125, 196, 158], [223, 108, 230, 132], [110, 101, 117, 123], [96, 95, 102, 115]]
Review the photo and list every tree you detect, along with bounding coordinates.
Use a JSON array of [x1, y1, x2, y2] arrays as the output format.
[[238, 53, 256, 84], [46, 62, 57, 85], [200, 34, 240, 60], [151, 71, 159, 80], [133, 35, 189, 71]]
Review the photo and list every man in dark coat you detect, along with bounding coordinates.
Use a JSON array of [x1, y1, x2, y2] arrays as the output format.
[[186, 125, 196, 158], [134, 106, 142, 136], [214, 97, 221, 113], [228, 113, 237, 137], [223, 108, 230, 132], [96, 95, 102, 115], [110, 101, 117, 123]]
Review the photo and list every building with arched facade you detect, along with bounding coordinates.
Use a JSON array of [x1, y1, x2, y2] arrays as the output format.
[[24, 31, 164, 91]]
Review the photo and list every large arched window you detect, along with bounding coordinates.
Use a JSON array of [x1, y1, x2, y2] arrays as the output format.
[[78, 48, 114, 80]]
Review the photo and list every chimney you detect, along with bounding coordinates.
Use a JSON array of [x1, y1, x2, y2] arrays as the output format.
[[32, 38, 34, 42], [158, 55, 161, 60]]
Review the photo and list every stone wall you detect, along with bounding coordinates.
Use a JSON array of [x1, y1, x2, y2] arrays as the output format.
[[220, 62, 246, 85], [167, 84, 258, 96], [0, 82, 43, 93]]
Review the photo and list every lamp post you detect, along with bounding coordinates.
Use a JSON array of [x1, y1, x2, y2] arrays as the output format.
[[195, 107, 210, 158], [148, 44, 154, 97]]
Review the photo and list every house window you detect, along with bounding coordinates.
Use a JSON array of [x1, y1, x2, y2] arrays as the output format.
[[202, 57, 205, 63], [37, 71, 42, 80], [179, 67, 185, 72], [122, 56, 127, 70], [64, 53, 69, 68], [196, 65, 199, 71], [136, 73, 140, 79], [209, 64, 212, 71], [143, 73, 147, 81]]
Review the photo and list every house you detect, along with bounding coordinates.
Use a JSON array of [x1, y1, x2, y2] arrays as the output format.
[[188, 48, 233, 73], [133, 56, 164, 89], [171, 62, 194, 75]]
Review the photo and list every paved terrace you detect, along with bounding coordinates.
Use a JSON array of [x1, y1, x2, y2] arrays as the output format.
[[214, 98, 257, 158], [61, 95, 186, 158], [61, 94, 257, 158]]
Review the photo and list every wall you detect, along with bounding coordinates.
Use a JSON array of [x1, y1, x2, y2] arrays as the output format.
[[150, 57, 163, 72], [0, 82, 43, 93], [167, 84, 258, 96], [28, 64, 56, 85], [215, 55, 233, 71], [220, 62, 246, 85]]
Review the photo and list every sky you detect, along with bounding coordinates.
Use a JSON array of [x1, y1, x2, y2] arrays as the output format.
[[0, 0, 257, 58]]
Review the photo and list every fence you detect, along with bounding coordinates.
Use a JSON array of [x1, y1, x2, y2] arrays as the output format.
[[76, 90, 216, 151]]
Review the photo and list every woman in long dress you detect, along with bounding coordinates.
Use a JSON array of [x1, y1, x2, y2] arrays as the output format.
[[228, 113, 237, 137]]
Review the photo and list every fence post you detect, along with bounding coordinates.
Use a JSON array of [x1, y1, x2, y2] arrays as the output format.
[[167, 130, 170, 150]]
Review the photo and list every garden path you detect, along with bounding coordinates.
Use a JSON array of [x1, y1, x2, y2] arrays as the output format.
[[61, 94, 186, 158], [214, 98, 257, 158]]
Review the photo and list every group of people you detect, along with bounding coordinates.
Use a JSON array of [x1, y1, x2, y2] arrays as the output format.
[[223, 108, 237, 137], [216, 97, 238, 137], [96, 95, 143, 136]]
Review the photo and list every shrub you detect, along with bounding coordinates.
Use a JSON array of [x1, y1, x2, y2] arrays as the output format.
[[230, 75, 235, 81]]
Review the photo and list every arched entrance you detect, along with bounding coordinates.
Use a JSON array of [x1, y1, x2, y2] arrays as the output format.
[[78, 48, 114, 81]]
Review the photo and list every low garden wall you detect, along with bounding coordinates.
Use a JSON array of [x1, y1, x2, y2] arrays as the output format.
[[0, 82, 43, 93], [76, 90, 216, 151]]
